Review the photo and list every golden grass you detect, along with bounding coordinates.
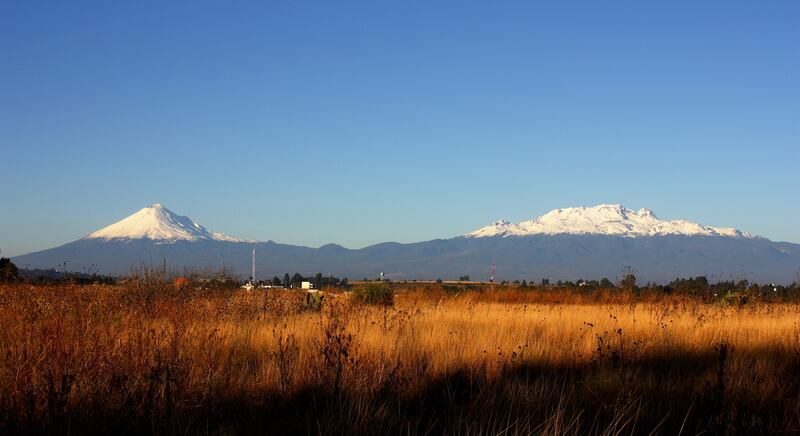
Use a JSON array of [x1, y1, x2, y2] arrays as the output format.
[[1, 283, 799, 434]]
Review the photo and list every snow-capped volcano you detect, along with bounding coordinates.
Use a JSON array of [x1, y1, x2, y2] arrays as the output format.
[[467, 204, 751, 238], [85, 204, 243, 242]]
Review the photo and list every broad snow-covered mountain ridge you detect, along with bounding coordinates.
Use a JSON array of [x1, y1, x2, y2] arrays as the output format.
[[85, 204, 244, 242], [466, 204, 752, 239]]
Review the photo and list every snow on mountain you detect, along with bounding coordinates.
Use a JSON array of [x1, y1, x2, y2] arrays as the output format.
[[85, 204, 244, 242], [466, 204, 751, 239], [466, 220, 531, 238]]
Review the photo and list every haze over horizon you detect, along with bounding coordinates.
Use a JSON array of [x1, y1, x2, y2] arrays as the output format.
[[2, 1, 799, 257]]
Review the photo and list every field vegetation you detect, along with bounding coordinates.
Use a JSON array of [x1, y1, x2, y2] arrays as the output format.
[[1, 273, 800, 435]]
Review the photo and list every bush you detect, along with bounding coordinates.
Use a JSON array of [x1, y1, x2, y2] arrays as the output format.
[[0, 257, 19, 283], [305, 290, 324, 311], [124, 261, 173, 309], [442, 285, 462, 295], [351, 283, 394, 306]]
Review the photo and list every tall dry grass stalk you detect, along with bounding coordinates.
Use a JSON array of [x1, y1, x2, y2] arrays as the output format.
[[0, 282, 798, 434]]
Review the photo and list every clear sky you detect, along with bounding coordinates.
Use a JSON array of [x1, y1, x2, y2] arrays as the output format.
[[1, 1, 798, 257]]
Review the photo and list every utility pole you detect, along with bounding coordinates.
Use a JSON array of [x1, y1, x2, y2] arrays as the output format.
[[251, 247, 256, 284], [255, 246, 268, 314]]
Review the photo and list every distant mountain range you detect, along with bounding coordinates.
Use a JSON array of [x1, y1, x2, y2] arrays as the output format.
[[12, 204, 800, 283]]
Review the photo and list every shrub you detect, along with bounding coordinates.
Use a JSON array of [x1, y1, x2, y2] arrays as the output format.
[[0, 257, 19, 283], [124, 261, 173, 309], [351, 283, 394, 306], [442, 285, 461, 295], [173, 277, 191, 290], [305, 290, 324, 311]]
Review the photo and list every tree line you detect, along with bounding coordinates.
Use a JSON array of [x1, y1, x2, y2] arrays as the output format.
[[262, 272, 349, 289]]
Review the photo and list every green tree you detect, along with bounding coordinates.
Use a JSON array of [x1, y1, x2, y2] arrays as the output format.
[[0, 257, 19, 283], [315, 272, 324, 288], [291, 273, 303, 286], [620, 274, 637, 292]]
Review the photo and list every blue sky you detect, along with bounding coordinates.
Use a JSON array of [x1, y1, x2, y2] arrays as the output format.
[[1, 1, 798, 256]]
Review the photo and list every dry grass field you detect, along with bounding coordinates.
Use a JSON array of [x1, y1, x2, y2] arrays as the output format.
[[1, 281, 799, 435]]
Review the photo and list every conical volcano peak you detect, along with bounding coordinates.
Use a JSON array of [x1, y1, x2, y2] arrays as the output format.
[[467, 204, 751, 239], [85, 204, 242, 242]]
